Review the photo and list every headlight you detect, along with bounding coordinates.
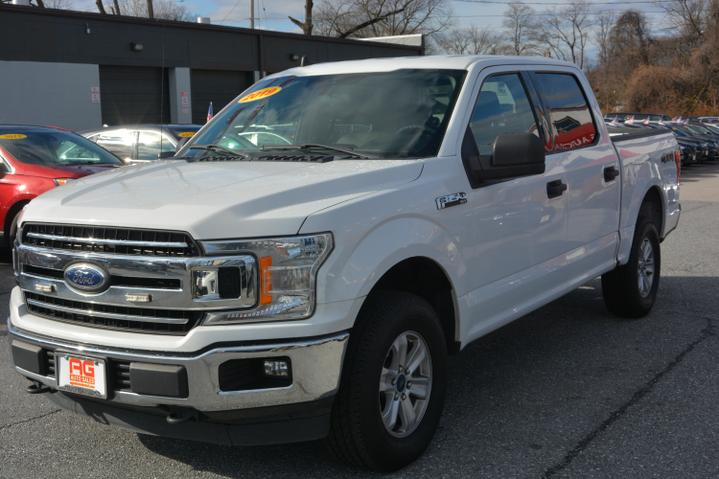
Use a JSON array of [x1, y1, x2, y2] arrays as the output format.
[[53, 178, 74, 186], [200, 233, 333, 324]]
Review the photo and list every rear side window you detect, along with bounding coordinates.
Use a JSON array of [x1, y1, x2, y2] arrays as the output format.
[[469, 73, 540, 157], [534, 73, 597, 152]]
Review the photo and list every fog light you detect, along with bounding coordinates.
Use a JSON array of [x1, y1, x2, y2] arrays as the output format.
[[263, 359, 289, 377]]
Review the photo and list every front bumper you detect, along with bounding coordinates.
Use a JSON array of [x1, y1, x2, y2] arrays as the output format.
[[9, 318, 348, 412]]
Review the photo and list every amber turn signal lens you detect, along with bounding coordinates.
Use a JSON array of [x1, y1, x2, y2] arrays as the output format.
[[259, 256, 273, 305]]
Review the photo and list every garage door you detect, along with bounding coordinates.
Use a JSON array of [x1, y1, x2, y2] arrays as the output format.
[[99, 66, 170, 126], [191, 70, 253, 124]]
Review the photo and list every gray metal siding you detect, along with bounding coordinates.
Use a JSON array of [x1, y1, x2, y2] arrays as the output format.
[[99, 66, 170, 125], [190, 70, 253, 124], [0, 6, 422, 72]]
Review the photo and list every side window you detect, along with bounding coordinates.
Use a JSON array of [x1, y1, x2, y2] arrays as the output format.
[[469, 73, 540, 157], [534, 73, 597, 152], [137, 131, 175, 161], [94, 129, 137, 161], [56, 140, 104, 162]]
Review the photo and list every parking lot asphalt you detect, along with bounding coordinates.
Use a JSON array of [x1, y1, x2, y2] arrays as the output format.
[[1, 163, 718, 479]]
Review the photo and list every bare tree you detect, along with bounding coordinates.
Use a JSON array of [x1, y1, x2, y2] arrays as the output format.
[[434, 26, 503, 54], [289, 0, 314, 35], [314, 0, 450, 39], [609, 10, 651, 64], [94, 0, 189, 19], [502, 2, 538, 55], [595, 11, 615, 67], [664, 0, 707, 44], [538, 0, 592, 68]]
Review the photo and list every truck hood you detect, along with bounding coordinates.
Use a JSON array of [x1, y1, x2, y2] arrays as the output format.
[[22, 159, 423, 239]]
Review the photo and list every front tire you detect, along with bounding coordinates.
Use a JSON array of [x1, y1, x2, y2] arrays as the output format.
[[327, 291, 447, 471], [601, 205, 661, 318]]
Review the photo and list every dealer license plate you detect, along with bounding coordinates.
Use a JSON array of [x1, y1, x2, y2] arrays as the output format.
[[56, 353, 107, 399]]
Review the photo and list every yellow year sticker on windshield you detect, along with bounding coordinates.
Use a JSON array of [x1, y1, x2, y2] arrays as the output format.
[[0, 133, 27, 140], [177, 131, 195, 138], [238, 86, 282, 103]]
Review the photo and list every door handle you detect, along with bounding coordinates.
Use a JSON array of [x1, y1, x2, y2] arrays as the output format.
[[546, 179, 567, 199], [604, 165, 620, 182]]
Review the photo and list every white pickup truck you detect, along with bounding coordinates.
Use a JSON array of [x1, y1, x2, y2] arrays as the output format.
[[9, 55, 680, 471]]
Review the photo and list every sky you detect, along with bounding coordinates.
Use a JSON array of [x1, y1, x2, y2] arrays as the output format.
[[62, 0, 675, 38]]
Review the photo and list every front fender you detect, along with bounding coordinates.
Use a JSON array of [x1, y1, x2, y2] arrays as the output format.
[[301, 186, 462, 306]]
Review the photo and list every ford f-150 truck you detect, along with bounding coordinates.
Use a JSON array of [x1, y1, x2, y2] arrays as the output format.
[[8, 56, 680, 471]]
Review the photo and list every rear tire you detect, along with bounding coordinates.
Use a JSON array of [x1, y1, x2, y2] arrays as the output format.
[[601, 204, 661, 318], [326, 291, 447, 471]]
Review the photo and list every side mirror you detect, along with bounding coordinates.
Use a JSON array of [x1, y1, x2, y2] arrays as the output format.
[[491, 133, 546, 176], [157, 151, 175, 159], [461, 128, 545, 185]]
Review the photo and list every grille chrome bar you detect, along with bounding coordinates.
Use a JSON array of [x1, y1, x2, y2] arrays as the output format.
[[21, 223, 199, 257], [26, 232, 190, 249], [26, 298, 190, 325]]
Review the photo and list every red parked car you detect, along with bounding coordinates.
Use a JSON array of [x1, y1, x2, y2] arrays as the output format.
[[0, 125, 122, 246]]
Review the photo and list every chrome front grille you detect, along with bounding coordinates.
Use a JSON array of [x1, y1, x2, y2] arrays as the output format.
[[15, 223, 259, 335], [22, 223, 198, 257], [25, 292, 202, 335]]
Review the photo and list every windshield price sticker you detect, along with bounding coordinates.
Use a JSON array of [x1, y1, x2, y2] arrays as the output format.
[[238, 86, 282, 103], [0, 133, 28, 140]]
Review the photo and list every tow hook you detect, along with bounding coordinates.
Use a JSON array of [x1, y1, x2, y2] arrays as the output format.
[[166, 410, 196, 424], [26, 381, 51, 394]]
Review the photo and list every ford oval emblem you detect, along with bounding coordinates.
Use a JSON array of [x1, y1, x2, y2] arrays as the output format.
[[64, 262, 109, 293]]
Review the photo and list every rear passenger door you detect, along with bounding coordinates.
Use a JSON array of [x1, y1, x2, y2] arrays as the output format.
[[530, 71, 621, 273]]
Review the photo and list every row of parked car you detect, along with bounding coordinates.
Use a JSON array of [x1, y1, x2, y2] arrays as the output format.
[[0, 123, 201, 247], [604, 112, 719, 166]]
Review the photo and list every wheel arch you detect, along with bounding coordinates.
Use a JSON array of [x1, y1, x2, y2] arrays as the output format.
[[641, 185, 664, 237], [361, 256, 460, 354], [4, 199, 30, 244]]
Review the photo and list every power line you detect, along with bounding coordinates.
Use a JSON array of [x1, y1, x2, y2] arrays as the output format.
[[448, 9, 668, 16], [456, 0, 680, 4]]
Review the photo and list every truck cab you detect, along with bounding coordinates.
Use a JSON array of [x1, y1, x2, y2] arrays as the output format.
[[8, 56, 680, 471]]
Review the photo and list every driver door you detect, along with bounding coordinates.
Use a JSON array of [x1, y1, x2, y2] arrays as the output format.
[[451, 70, 570, 341]]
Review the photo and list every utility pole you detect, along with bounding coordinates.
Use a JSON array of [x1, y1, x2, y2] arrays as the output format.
[[249, 0, 254, 29], [146, 0, 154, 19]]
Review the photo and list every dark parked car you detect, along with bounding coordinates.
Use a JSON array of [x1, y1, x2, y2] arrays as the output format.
[[83, 124, 202, 163], [697, 116, 719, 124], [667, 124, 719, 161], [605, 112, 672, 124]]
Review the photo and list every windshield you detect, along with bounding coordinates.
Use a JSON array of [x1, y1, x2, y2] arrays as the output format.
[[181, 69, 465, 160], [0, 130, 122, 166]]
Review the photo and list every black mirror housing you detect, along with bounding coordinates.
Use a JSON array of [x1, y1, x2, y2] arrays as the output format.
[[461, 128, 545, 186]]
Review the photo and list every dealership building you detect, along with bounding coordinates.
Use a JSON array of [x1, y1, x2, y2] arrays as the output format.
[[0, 5, 422, 131]]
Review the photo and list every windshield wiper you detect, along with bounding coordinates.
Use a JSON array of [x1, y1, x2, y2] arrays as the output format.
[[189, 144, 246, 158], [262, 143, 374, 159]]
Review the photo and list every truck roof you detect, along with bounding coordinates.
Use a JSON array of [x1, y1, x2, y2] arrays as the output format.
[[269, 54, 577, 78]]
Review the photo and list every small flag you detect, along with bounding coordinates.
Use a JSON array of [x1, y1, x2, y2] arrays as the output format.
[[206, 101, 214, 123]]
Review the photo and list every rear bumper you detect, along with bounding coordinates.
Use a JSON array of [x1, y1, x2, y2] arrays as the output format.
[[9, 318, 348, 413]]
